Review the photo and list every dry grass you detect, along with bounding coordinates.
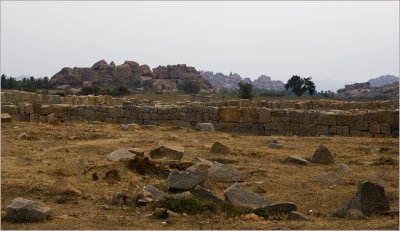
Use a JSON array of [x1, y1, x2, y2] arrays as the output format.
[[1, 121, 399, 230]]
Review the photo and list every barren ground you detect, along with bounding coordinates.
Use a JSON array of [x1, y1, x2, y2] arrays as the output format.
[[1, 121, 399, 230]]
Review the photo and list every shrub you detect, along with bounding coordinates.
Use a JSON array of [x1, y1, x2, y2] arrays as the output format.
[[238, 81, 253, 99], [178, 80, 201, 94]]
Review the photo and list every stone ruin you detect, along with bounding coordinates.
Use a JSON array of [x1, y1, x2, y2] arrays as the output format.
[[1, 90, 398, 137]]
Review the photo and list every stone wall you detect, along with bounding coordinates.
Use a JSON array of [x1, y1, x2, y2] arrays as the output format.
[[2, 102, 398, 137]]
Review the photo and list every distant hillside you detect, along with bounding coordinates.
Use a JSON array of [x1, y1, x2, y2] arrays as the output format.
[[368, 75, 399, 87], [336, 81, 399, 99], [200, 71, 284, 91]]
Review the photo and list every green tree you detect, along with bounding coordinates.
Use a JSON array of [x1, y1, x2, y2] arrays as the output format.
[[238, 81, 253, 99], [178, 80, 201, 94], [284, 75, 316, 97]]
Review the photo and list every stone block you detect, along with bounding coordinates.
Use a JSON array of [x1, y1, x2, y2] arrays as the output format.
[[258, 108, 271, 123], [298, 123, 316, 136], [49, 104, 69, 116], [84, 110, 96, 118], [356, 120, 369, 131], [242, 107, 258, 123], [39, 116, 47, 123], [363, 112, 377, 121], [336, 114, 356, 126], [30, 114, 39, 123], [336, 126, 350, 136], [368, 122, 380, 134], [380, 123, 391, 135], [219, 108, 241, 123], [2, 105, 19, 115], [25, 104, 34, 114], [316, 112, 336, 126], [377, 111, 397, 124]]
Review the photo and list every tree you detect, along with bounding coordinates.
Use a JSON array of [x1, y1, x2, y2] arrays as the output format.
[[238, 81, 253, 99], [284, 75, 316, 97]]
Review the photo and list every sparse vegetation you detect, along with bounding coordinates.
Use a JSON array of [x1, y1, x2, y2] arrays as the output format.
[[178, 80, 201, 94]]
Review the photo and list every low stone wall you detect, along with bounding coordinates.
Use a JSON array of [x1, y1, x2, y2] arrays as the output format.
[[1, 90, 398, 110], [2, 102, 398, 137]]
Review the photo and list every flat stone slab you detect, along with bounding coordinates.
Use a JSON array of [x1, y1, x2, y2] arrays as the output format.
[[195, 123, 215, 132], [149, 145, 184, 160], [287, 155, 308, 165], [224, 182, 274, 209], [210, 142, 231, 154], [193, 185, 222, 202], [5, 197, 52, 222], [209, 163, 242, 182], [106, 148, 136, 161], [166, 169, 206, 192], [255, 202, 297, 216]]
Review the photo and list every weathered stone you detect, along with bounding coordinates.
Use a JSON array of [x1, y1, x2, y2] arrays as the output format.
[[255, 202, 297, 216], [18, 132, 28, 140], [334, 181, 390, 217], [336, 114, 356, 126], [107, 148, 136, 161], [268, 143, 283, 149], [368, 122, 381, 134], [5, 197, 52, 222], [195, 123, 215, 132], [288, 211, 308, 220], [309, 144, 334, 164], [224, 182, 274, 209], [242, 107, 258, 123], [186, 163, 211, 174], [49, 179, 81, 195], [259, 108, 272, 123], [210, 141, 231, 154], [193, 185, 221, 202], [143, 185, 167, 201], [169, 191, 192, 199], [208, 163, 242, 182], [287, 155, 308, 165], [313, 172, 347, 185], [192, 156, 214, 166], [1, 113, 12, 123], [345, 209, 367, 220], [135, 189, 153, 206], [49, 104, 69, 116], [316, 112, 336, 126], [219, 108, 241, 123], [338, 163, 351, 172], [166, 169, 206, 192], [149, 145, 184, 160]]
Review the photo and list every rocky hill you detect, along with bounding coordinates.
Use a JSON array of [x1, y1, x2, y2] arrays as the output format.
[[50, 60, 213, 92], [368, 75, 399, 87], [200, 71, 284, 91], [336, 81, 399, 98]]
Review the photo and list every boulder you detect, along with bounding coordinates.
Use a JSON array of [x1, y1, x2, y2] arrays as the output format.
[[313, 172, 347, 185], [195, 123, 215, 132], [208, 163, 242, 182], [224, 182, 274, 209], [193, 185, 221, 202], [286, 155, 308, 165], [49, 179, 81, 195], [309, 144, 334, 164], [1, 113, 12, 123], [5, 197, 52, 222], [186, 163, 211, 174], [106, 148, 136, 161], [210, 141, 231, 154], [166, 169, 206, 192], [143, 185, 167, 201], [288, 211, 308, 220], [334, 181, 390, 217], [255, 202, 297, 216], [338, 163, 351, 172], [135, 189, 153, 206], [149, 145, 184, 160]]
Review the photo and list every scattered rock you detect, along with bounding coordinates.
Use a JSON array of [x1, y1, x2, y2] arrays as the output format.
[[313, 172, 347, 185], [153, 208, 178, 219], [49, 179, 81, 195], [143, 185, 167, 201], [170, 191, 192, 199], [240, 213, 264, 221], [106, 148, 136, 161], [268, 143, 283, 149], [345, 209, 367, 220], [195, 123, 215, 132], [18, 132, 28, 140], [149, 145, 184, 160], [334, 181, 390, 217], [127, 147, 145, 157], [208, 163, 242, 182], [338, 163, 351, 172], [210, 141, 231, 154], [193, 185, 221, 202], [121, 123, 140, 131], [135, 189, 154, 206], [309, 144, 334, 164], [127, 156, 156, 175], [286, 155, 308, 165], [224, 182, 274, 209], [186, 163, 211, 174], [192, 156, 214, 166], [1, 113, 12, 123], [166, 169, 206, 192], [255, 202, 297, 216], [288, 211, 308, 220], [112, 192, 133, 206], [5, 197, 52, 222], [48, 118, 61, 126]]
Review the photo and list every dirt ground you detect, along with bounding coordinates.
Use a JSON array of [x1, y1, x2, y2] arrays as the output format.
[[1, 120, 399, 230]]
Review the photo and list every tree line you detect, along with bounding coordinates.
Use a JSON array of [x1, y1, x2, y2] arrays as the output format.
[[1, 74, 55, 92]]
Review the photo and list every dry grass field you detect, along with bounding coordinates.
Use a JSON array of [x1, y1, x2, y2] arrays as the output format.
[[1, 120, 399, 230]]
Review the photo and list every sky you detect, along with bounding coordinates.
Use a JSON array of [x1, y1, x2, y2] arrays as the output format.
[[1, 1, 399, 91]]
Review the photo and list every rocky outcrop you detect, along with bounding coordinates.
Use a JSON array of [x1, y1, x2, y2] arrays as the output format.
[[252, 75, 285, 90], [152, 64, 213, 92], [368, 75, 399, 87], [336, 81, 399, 99]]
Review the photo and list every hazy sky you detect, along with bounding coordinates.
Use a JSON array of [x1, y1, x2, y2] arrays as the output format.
[[1, 1, 399, 91]]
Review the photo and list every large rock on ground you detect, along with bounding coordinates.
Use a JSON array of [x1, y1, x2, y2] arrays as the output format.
[[254, 202, 297, 216], [1, 113, 12, 123], [334, 181, 390, 217], [195, 123, 215, 132], [149, 145, 184, 160], [208, 163, 242, 182], [210, 141, 231, 154], [309, 144, 334, 164], [186, 163, 211, 174], [193, 185, 221, 202], [286, 155, 308, 165], [143, 185, 167, 201], [49, 179, 81, 195], [5, 197, 52, 222], [166, 169, 206, 192], [106, 148, 136, 161], [224, 182, 274, 209]]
